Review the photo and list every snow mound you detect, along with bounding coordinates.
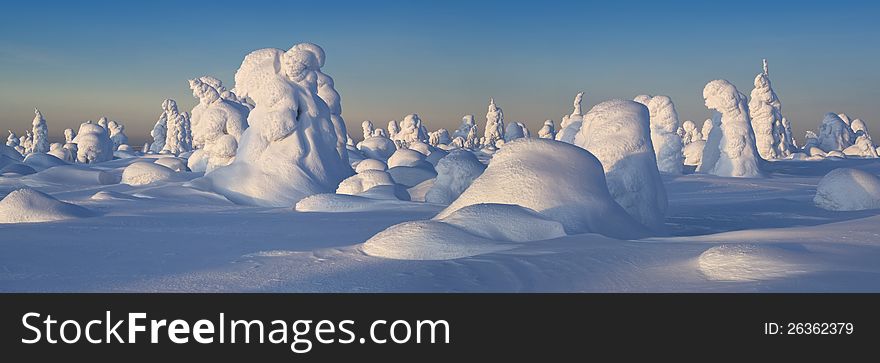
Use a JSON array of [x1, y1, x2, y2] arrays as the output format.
[[25, 165, 119, 185], [0, 188, 94, 223], [362, 203, 564, 260], [294, 193, 429, 213], [354, 159, 387, 173], [357, 136, 397, 161], [436, 139, 650, 238], [387, 166, 437, 187], [336, 170, 396, 195], [154, 157, 188, 172], [2, 163, 36, 175], [406, 179, 434, 202], [698, 244, 810, 281], [90, 190, 141, 201], [573, 99, 668, 231], [23, 153, 67, 171], [813, 168, 880, 211], [425, 150, 486, 204], [387, 148, 430, 168], [122, 162, 176, 186]]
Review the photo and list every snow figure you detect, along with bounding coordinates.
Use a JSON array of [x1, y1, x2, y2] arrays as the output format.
[[464, 124, 479, 149], [107, 120, 128, 150], [481, 98, 505, 149], [290, 42, 350, 164], [851, 118, 870, 139], [150, 99, 174, 153], [72, 121, 113, 164], [453, 115, 476, 139], [163, 106, 193, 155], [538, 120, 556, 139], [372, 128, 386, 138], [697, 80, 763, 178], [803, 130, 820, 153], [48, 143, 74, 162], [638, 95, 684, 174], [187, 77, 249, 170], [425, 149, 486, 204], [573, 99, 668, 231], [201, 43, 354, 207], [680, 120, 702, 145], [781, 117, 797, 151], [428, 129, 451, 146], [701, 119, 713, 141], [63, 128, 75, 143], [748, 59, 787, 160], [387, 120, 400, 140], [816, 113, 854, 152], [391, 114, 429, 147], [843, 134, 878, 158], [361, 120, 375, 140], [20, 131, 33, 154], [6, 130, 18, 148], [556, 92, 584, 144], [97, 116, 109, 131], [31, 108, 49, 154], [504, 122, 526, 141]]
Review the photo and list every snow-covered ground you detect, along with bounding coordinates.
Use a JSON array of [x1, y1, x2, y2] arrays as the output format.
[[2, 155, 880, 292]]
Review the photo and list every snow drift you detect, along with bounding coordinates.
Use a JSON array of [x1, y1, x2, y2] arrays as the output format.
[[0, 188, 94, 223], [813, 168, 880, 211], [425, 149, 486, 204]]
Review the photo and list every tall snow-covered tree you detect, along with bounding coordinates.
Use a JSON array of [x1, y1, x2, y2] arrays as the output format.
[[481, 98, 504, 148], [748, 59, 791, 159], [31, 108, 50, 154]]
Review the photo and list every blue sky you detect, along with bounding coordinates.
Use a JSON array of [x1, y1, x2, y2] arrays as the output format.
[[1, 0, 878, 144]]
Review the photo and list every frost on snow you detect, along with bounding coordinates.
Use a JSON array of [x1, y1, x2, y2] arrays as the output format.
[[635, 95, 684, 174], [72, 121, 113, 164], [555, 92, 584, 144], [30, 108, 50, 154], [425, 149, 486, 205], [436, 139, 650, 238], [814, 168, 880, 211], [698, 80, 763, 178], [817, 113, 854, 153], [481, 98, 505, 149], [573, 99, 668, 231], [201, 43, 353, 207], [538, 120, 556, 139]]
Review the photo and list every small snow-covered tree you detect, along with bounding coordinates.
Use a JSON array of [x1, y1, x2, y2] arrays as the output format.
[[453, 115, 476, 139], [680, 120, 702, 145], [481, 98, 504, 148], [556, 92, 584, 143], [6, 130, 18, 148], [63, 128, 76, 143], [392, 114, 428, 147], [504, 122, 526, 141], [20, 131, 33, 154], [150, 100, 172, 153], [108, 120, 128, 150], [97, 116, 109, 131], [387, 120, 400, 140], [698, 80, 763, 178], [464, 124, 479, 150], [163, 107, 193, 155], [72, 120, 113, 163], [638, 95, 683, 174], [31, 108, 49, 154], [701, 119, 713, 141], [851, 118, 870, 139], [538, 120, 556, 139], [817, 113, 854, 152], [429, 128, 451, 146], [361, 120, 375, 140]]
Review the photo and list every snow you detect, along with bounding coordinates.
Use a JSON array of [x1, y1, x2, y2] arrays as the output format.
[[683, 140, 706, 166], [392, 114, 429, 147], [188, 77, 249, 171], [697, 244, 811, 282], [71, 121, 113, 164], [121, 162, 177, 186], [538, 120, 556, 139], [639, 95, 684, 174], [200, 44, 353, 207], [0, 188, 94, 223], [107, 120, 128, 150], [354, 158, 387, 173], [387, 165, 436, 187], [680, 120, 702, 144], [813, 168, 880, 211], [555, 92, 584, 144], [154, 157, 188, 172], [23, 152, 67, 171], [386, 148, 430, 168], [31, 109, 49, 154], [698, 80, 764, 178], [357, 136, 397, 161], [336, 169, 397, 196], [436, 139, 649, 238], [817, 113, 854, 153], [700, 119, 713, 141], [481, 98, 505, 149], [573, 99, 668, 231], [842, 135, 878, 158], [425, 149, 485, 204], [453, 115, 476, 139], [428, 129, 451, 146]]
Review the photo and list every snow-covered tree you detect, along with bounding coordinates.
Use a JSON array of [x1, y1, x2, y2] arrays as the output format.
[[187, 77, 249, 171], [63, 128, 76, 143], [31, 108, 49, 154], [680, 120, 702, 145], [6, 130, 18, 148], [464, 124, 479, 150], [843, 134, 878, 158], [428, 128, 451, 146], [748, 59, 790, 159], [698, 80, 763, 178], [361, 120, 375, 140], [638, 95, 684, 174], [556, 92, 584, 143], [392, 114, 429, 147], [453, 115, 476, 139], [573, 99, 667, 231], [817, 113, 854, 152], [202, 43, 353, 206], [163, 108, 192, 155], [781, 117, 797, 150], [20, 131, 33, 154], [72, 121, 113, 164], [107, 120, 128, 150], [150, 99, 173, 153], [481, 98, 505, 149], [851, 118, 870, 139], [701, 119, 713, 141], [387, 120, 400, 140], [538, 120, 556, 139], [504, 122, 526, 141], [97, 116, 109, 131]]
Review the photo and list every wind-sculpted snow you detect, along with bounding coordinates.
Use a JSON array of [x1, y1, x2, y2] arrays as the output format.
[[813, 168, 880, 211], [817, 113, 854, 153], [122, 162, 177, 186], [425, 149, 486, 204], [637, 95, 683, 174], [0, 188, 94, 223], [188, 77, 249, 172], [573, 99, 668, 231], [436, 139, 650, 238], [555, 92, 584, 144], [72, 121, 113, 164], [201, 44, 353, 207], [357, 136, 396, 161], [698, 80, 763, 178], [843, 135, 878, 158]]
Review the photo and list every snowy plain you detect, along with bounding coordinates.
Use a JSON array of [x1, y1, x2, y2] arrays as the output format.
[[2, 155, 880, 292]]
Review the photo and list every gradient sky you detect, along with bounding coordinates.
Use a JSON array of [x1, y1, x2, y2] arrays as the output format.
[[1, 0, 878, 145]]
